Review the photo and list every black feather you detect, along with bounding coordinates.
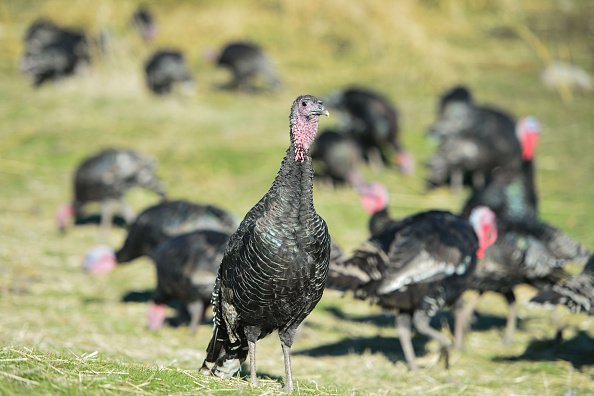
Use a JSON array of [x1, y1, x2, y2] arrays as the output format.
[[201, 96, 330, 388], [116, 200, 237, 263], [216, 41, 281, 92], [21, 18, 90, 87], [144, 50, 193, 95]]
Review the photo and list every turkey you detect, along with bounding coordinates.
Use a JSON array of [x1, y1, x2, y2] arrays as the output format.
[[144, 50, 194, 95], [426, 86, 522, 191], [460, 117, 540, 226], [456, 117, 589, 345], [310, 128, 363, 187], [323, 86, 414, 174], [56, 148, 166, 234], [531, 254, 594, 315], [327, 206, 498, 370], [21, 18, 90, 87], [131, 5, 156, 42], [358, 182, 397, 236], [461, 117, 589, 263], [84, 199, 237, 275], [148, 229, 231, 335], [212, 41, 282, 92], [454, 231, 571, 348], [200, 95, 330, 392]]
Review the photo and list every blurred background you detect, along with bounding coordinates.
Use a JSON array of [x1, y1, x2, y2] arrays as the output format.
[[1, 0, 593, 394]]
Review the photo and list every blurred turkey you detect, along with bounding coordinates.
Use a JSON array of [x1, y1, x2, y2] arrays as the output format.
[[131, 5, 156, 42], [456, 117, 589, 345], [460, 117, 540, 226], [357, 182, 396, 237], [21, 18, 90, 87], [200, 95, 330, 392], [324, 86, 414, 174], [84, 199, 237, 275], [310, 128, 363, 187], [57, 148, 165, 234], [426, 85, 522, 191], [327, 203, 498, 370], [454, 231, 571, 347], [144, 50, 194, 95], [531, 254, 594, 315], [148, 229, 231, 334], [461, 117, 589, 263], [212, 41, 282, 92]]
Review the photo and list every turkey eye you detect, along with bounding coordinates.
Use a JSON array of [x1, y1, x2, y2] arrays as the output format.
[[301, 101, 307, 107]]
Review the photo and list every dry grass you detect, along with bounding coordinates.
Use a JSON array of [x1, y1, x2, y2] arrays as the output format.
[[1, 0, 593, 394]]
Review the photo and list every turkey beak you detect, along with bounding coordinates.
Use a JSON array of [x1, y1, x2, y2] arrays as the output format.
[[313, 102, 329, 117]]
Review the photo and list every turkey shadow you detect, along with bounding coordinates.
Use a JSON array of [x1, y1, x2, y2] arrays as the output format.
[[121, 291, 213, 329], [321, 305, 460, 331], [74, 213, 128, 228], [492, 330, 594, 369], [469, 311, 509, 331], [321, 305, 394, 327], [236, 368, 284, 385], [121, 288, 154, 303], [293, 335, 429, 364]]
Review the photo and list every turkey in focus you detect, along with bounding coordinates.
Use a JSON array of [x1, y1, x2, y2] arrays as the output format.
[[200, 95, 330, 392]]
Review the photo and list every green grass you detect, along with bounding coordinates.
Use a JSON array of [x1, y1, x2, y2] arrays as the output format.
[[1, 0, 593, 394]]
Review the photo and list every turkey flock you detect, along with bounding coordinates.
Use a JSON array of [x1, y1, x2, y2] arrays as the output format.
[[21, 4, 593, 393]]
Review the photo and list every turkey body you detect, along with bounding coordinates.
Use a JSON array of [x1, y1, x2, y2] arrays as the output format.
[[21, 18, 90, 87], [116, 200, 238, 264], [457, 150, 588, 345], [426, 93, 522, 191], [324, 86, 408, 169], [200, 95, 330, 391], [151, 229, 231, 333], [531, 255, 594, 315], [144, 50, 193, 95], [460, 160, 537, 229], [216, 41, 281, 92], [310, 129, 362, 186], [328, 210, 481, 370], [71, 148, 165, 229], [455, 230, 570, 346]]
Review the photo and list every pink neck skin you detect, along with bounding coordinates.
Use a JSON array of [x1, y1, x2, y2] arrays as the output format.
[[83, 246, 117, 275], [56, 203, 74, 232], [476, 221, 498, 260], [147, 302, 167, 330], [470, 207, 498, 260], [358, 183, 389, 214], [293, 117, 320, 162], [87, 254, 116, 275], [521, 132, 540, 161]]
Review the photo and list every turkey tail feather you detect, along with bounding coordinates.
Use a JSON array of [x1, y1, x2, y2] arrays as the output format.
[[199, 324, 247, 378]]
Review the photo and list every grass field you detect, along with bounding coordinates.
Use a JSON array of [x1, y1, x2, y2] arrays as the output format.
[[1, 0, 593, 394]]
